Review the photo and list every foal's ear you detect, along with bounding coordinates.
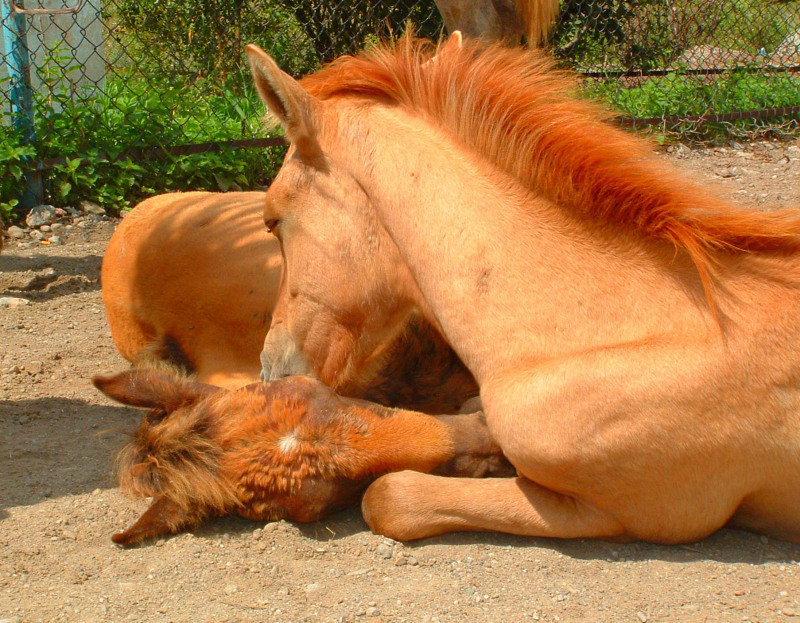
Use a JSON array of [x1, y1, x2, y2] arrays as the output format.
[[448, 30, 463, 48], [93, 368, 219, 412], [246, 44, 320, 158]]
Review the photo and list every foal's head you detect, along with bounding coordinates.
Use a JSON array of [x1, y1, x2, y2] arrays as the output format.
[[249, 35, 468, 388], [95, 368, 384, 544]]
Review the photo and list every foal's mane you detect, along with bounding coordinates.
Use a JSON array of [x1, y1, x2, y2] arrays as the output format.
[[301, 35, 800, 299]]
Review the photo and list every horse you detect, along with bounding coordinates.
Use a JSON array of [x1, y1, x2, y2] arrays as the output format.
[[433, 0, 559, 45], [247, 33, 800, 544], [101, 191, 478, 414], [94, 367, 512, 546]]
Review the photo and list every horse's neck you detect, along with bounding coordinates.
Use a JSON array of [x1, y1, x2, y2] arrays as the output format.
[[348, 105, 715, 384]]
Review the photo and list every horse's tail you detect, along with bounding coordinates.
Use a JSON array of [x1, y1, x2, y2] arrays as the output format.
[[515, 0, 560, 46]]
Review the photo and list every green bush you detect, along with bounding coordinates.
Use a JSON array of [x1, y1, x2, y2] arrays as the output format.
[[587, 71, 800, 119], [0, 128, 36, 223], [0, 45, 284, 221]]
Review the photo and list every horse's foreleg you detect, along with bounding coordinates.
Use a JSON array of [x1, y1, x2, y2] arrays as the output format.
[[361, 471, 625, 541], [351, 409, 512, 479]]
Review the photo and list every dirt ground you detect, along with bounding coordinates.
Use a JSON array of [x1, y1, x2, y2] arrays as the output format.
[[2, 140, 800, 623]]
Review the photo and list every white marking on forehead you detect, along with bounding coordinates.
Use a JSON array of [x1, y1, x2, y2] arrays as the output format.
[[277, 431, 298, 453]]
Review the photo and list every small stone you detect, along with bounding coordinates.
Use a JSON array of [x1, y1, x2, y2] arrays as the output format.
[[782, 609, 796, 617], [305, 583, 321, 593], [92, 488, 102, 496], [49, 236, 62, 246], [394, 556, 407, 566], [224, 584, 238, 595], [26, 361, 44, 375], [7, 226, 25, 239], [80, 200, 106, 215], [26, 204, 57, 227], [366, 607, 380, 617], [637, 612, 648, 622], [376, 544, 393, 559], [40, 224, 51, 232], [0, 617, 22, 623], [0, 297, 30, 309], [51, 222, 63, 230], [29, 229, 44, 241], [407, 556, 419, 566]]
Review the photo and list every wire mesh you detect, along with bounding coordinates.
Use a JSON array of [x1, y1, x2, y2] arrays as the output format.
[[0, 0, 798, 210]]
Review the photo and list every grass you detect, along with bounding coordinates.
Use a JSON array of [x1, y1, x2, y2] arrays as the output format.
[[586, 71, 800, 120]]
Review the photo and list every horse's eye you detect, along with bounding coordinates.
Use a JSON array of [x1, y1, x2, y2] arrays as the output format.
[[265, 218, 280, 233]]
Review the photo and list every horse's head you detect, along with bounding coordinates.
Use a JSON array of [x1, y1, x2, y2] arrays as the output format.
[[249, 34, 466, 390], [95, 368, 384, 545]]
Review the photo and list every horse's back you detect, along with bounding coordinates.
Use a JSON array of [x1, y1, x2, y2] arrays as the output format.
[[102, 191, 280, 386]]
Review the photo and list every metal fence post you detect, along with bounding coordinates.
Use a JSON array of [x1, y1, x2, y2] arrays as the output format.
[[2, 0, 43, 209]]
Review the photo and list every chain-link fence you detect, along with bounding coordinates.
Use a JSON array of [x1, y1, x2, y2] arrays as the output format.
[[552, 0, 800, 135], [1, 0, 799, 215]]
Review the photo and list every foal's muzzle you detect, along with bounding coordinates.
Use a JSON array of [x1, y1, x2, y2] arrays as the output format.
[[260, 324, 313, 381]]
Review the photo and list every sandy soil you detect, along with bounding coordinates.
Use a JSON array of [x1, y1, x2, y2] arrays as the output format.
[[2, 139, 800, 623]]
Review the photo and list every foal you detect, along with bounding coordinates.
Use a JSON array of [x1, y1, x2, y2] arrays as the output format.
[[249, 34, 800, 544], [95, 368, 511, 545]]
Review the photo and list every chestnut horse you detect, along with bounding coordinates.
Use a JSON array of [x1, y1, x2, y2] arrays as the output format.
[[102, 191, 477, 414], [95, 368, 511, 545], [248, 34, 800, 544]]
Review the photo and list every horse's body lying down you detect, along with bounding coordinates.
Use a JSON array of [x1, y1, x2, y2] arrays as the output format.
[[94, 368, 512, 546], [101, 191, 478, 414], [248, 34, 800, 544]]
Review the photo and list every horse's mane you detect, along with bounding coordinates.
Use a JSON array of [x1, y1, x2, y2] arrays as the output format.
[[301, 35, 800, 300]]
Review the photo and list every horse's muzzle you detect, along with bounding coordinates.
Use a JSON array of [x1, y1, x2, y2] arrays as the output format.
[[260, 324, 313, 381]]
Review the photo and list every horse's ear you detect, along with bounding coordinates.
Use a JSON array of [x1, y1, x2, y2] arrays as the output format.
[[246, 44, 320, 158], [93, 368, 219, 412], [449, 30, 463, 48], [112, 496, 198, 547]]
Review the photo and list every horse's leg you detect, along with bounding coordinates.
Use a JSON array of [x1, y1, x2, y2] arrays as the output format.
[[347, 409, 510, 478], [362, 472, 625, 541]]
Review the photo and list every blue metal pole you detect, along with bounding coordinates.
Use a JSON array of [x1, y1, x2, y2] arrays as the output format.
[[2, 1, 42, 208]]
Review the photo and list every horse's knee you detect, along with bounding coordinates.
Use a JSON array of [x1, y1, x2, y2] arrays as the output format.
[[481, 394, 594, 485], [362, 471, 428, 541]]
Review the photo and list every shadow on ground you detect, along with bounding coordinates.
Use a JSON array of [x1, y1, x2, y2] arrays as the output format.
[[0, 254, 102, 302], [0, 396, 138, 510]]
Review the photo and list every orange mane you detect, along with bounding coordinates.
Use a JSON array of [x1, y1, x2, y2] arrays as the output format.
[[301, 35, 800, 300]]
